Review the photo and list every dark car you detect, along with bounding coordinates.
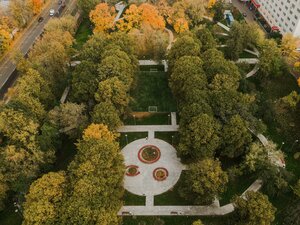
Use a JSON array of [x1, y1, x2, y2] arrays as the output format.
[[38, 17, 44, 23], [242, 13, 247, 17]]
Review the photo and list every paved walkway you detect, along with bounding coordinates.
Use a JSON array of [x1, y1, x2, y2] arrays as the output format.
[[119, 179, 263, 216], [165, 28, 174, 51], [122, 138, 184, 197]]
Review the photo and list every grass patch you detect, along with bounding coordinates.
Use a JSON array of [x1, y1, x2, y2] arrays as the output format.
[[119, 132, 148, 148], [53, 136, 77, 171], [155, 132, 178, 145], [219, 174, 257, 206], [130, 69, 177, 112], [154, 171, 195, 206], [73, 19, 92, 50], [124, 191, 145, 206], [122, 215, 234, 225], [0, 206, 22, 225], [124, 113, 171, 125], [239, 51, 257, 58]]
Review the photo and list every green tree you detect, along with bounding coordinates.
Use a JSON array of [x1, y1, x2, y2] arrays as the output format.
[[233, 191, 276, 225], [91, 102, 122, 130], [226, 22, 246, 60], [70, 60, 99, 103], [170, 56, 207, 99], [60, 137, 124, 224], [0, 173, 8, 210], [209, 73, 239, 91], [212, 0, 224, 22], [23, 172, 66, 225], [202, 48, 241, 82], [293, 179, 300, 198], [168, 34, 201, 71], [95, 77, 130, 114], [221, 115, 252, 158], [78, 0, 101, 16], [259, 39, 284, 77], [178, 113, 221, 159], [48, 103, 88, 139], [179, 159, 228, 204], [194, 27, 217, 51]]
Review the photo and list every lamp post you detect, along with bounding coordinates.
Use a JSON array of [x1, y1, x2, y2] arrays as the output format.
[[125, 134, 128, 145], [290, 139, 299, 152], [168, 114, 171, 125], [133, 115, 136, 125], [172, 135, 174, 146], [279, 142, 285, 150]]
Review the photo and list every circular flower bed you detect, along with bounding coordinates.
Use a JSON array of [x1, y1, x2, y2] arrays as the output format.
[[153, 167, 169, 181], [138, 145, 161, 164], [125, 165, 140, 176]]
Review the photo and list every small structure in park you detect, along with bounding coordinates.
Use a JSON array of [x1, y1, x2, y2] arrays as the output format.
[[224, 10, 234, 27]]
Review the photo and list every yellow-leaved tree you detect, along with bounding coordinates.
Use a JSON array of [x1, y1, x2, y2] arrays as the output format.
[[83, 123, 118, 142], [89, 3, 116, 33]]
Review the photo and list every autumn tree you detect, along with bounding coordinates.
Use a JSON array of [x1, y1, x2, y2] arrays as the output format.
[[9, 0, 32, 27], [233, 191, 276, 225], [117, 3, 165, 32], [48, 103, 88, 139], [221, 114, 252, 158], [45, 15, 77, 35], [178, 113, 221, 159], [212, 0, 224, 22], [89, 3, 116, 33], [27, 0, 43, 15], [22, 172, 66, 225], [179, 159, 228, 204], [192, 220, 204, 225], [0, 27, 11, 54], [82, 123, 117, 142]]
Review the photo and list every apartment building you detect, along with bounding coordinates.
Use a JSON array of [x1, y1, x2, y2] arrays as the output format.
[[252, 0, 300, 36]]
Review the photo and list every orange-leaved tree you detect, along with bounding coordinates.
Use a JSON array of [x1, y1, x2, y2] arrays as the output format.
[[139, 3, 165, 30], [173, 18, 189, 33], [89, 3, 116, 33], [27, 0, 43, 15], [117, 3, 165, 32]]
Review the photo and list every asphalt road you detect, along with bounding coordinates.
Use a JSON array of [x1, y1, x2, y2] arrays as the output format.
[[0, 1, 67, 98]]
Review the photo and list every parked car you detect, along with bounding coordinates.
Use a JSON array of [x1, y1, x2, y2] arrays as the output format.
[[242, 13, 247, 17], [38, 17, 44, 23], [49, 9, 55, 16]]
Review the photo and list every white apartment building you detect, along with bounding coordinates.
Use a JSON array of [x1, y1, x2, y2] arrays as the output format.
[[252, 0, 300, 36]]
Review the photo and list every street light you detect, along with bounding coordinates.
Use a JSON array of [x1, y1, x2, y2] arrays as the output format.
[[125, 134, 128, 145], [168, 114, 171, 125], [172, 135, 174, 145], [290, 139, 299, 152], [133, 114, 136, 125], [279, 142, 285, 150]]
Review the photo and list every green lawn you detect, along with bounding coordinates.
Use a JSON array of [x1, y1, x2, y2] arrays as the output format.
[[119, 132, 148, 148], [124, 191, 145, 206], [155, 132, 178, 145], [154, 172, 195, 206], [124, 113, 171, 125], [73, 18, 92, 50], [53, 136, 77, 171], [122, 215, 234, 225], [219, 174, 257, 206], [130, 69, 177, 112], [0, 206, 22, 225]]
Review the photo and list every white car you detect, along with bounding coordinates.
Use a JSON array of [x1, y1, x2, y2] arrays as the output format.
[[49, 9, 55, 16]]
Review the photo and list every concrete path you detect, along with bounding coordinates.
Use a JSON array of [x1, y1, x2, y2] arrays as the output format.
[[246, 64, 260, 78], [237, 58, 259, 64], [119, 179, 263, 216], [118, 125, 179, 133], [122, 138, 184, 196], [165, 28, 174, 51], [138, 60, 168, 72]]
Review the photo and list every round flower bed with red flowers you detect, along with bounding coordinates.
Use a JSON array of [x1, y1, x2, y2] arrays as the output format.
[[153, 167, 169, 181], [138, 145, 161, 164], [125, 165, 140, 176]]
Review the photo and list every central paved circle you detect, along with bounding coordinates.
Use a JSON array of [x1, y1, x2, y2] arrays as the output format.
[[122, 138, 183, 196]]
